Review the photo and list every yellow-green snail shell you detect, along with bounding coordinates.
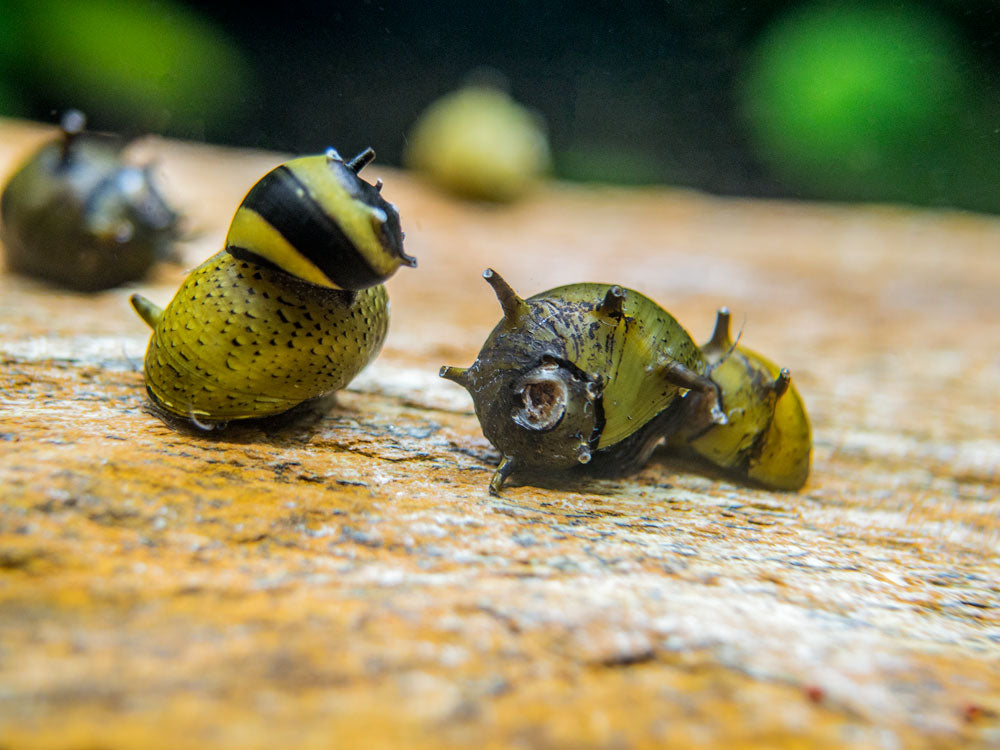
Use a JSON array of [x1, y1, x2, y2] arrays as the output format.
[[130, 147, 415, 428], [675, 308, 811, 490], [440, 269, 726, 494], [1, 110, 180, 291]]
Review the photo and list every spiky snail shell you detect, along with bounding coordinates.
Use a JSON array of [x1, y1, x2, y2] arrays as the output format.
[[130, 147, 415, 428], [1, 110, 180, 291], [440, 269, 727, 494], [674, 308, 811, 490]]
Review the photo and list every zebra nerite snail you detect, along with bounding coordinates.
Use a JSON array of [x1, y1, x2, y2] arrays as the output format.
[[130, 147, 415, 428]]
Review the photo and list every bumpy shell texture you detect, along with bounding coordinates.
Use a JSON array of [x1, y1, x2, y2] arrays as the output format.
[[131, 147, 413, 429]]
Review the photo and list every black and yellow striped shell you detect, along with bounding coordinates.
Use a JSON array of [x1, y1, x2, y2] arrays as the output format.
[[1, 110, 180, 291], [130, 147, 415, 428], [440, 270, 726, 494], [675, 309, 811, 490]]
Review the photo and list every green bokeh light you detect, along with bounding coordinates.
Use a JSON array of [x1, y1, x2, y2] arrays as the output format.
[[10, 0, 252, 138], [742, 1, 974, 205]]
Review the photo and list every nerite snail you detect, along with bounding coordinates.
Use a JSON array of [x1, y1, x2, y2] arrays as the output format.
[[674, 308, 811, 490], [130, 147, 415, 428], [1, 110, 180, 291], [440, 269, 726, 494]]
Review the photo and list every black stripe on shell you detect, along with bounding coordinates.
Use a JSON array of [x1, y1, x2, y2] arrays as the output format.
[[230, 165, 382, 290]]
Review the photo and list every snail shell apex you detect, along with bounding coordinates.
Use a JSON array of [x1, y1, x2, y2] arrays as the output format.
[[224, 150, 413, 291]]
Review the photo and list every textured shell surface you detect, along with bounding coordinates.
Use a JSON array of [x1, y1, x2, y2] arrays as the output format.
[[132, 147, 411, 427], [143, 251, 389, 422], [678, 310, 812, 490], [525, 283, 704, 450], [450, 275, 710, 487]]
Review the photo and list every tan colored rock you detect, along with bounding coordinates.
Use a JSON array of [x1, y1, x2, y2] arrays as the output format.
[[1, 118, 998, 749]]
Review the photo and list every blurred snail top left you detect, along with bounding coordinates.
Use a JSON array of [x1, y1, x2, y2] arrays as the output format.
[[0, 110, 181, 292]]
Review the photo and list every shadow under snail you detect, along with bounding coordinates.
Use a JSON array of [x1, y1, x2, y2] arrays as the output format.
[[1, 110, 180, 291], [441, 270, 811, 494], [130, 147, 415, 429]]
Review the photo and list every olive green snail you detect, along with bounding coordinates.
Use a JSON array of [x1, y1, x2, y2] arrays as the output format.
[[404, 80, 551, 202], [130, 147, 415, 428], [440, 269, 727, 494], [1, 110, 180, 291], [673, 308, 811, 490]]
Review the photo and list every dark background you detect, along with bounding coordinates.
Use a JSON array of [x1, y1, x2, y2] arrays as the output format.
[[3, 0, 1000, 211]]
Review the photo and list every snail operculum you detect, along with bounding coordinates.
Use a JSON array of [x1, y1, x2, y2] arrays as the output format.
[[512, 360, 568, 432]]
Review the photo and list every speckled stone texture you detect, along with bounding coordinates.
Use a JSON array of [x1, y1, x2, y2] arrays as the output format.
[[1, 118, 998, 749]]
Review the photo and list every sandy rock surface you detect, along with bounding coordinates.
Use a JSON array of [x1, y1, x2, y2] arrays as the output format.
[[1, 118, 998, 749]]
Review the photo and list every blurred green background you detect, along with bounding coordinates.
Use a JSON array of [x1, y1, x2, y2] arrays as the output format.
[[2, 0, 998, 213]]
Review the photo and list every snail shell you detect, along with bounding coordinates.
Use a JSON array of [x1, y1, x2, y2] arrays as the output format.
[[676, 308, 811, 490], [131, 147, 415, 428], [441, 269, 725, 494], [1, 110, 179, 291]]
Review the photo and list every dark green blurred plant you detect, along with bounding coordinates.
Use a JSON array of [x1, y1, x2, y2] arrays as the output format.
[[2, 0, 997, 214], [0, 0, 252, 139], [554, 144, 670, 187]]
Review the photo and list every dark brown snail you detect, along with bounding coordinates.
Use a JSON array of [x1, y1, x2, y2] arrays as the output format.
[[440, 269, 726, 494], [1, 110, 180, 291]]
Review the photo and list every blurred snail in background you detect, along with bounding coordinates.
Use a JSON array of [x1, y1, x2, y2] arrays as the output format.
[[130, 147, 415, 429], [1, 110, 180, 291], [673, 308, 811, 490], [440, 269, 726, 494], [404, 78, 551, 202]]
